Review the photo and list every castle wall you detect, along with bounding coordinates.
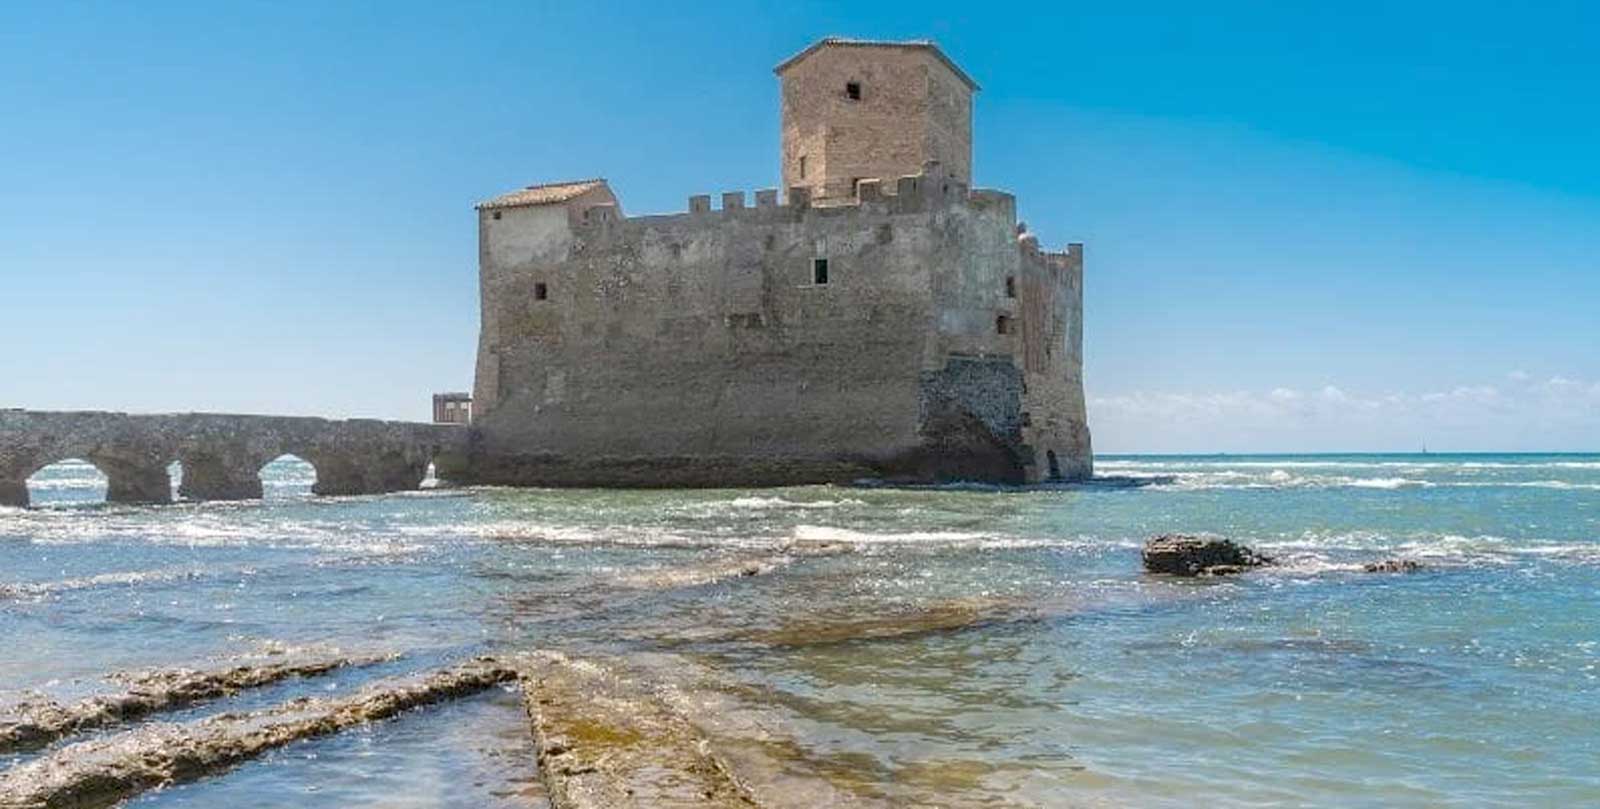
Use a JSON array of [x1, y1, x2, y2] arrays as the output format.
[[466, 174, 1087, 487]]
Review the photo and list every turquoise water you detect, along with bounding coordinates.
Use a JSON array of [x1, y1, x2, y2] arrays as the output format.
[[2, 454, 1597, 806]]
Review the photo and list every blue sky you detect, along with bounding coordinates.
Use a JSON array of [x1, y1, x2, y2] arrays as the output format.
[[2, 1, 1596, 452]]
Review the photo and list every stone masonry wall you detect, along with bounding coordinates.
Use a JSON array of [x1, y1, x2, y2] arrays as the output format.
[[466, 169, 1091, 486]]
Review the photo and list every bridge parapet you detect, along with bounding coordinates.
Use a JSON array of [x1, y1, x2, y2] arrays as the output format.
[[0, 411, 468, 508]]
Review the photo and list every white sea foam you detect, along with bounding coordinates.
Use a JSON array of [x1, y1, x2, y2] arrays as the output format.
[[1098, 458, 1600, 471], [1443, 480, 1600, 491], [721, 496, 864, 510], [1132, 470, 1438, 491], [475, 520, 754, 550], [792, 524, 985, 544], [1105, 465, 1600, 492], [0, 565, 258, 600], [1249, 530, 1600, 569]]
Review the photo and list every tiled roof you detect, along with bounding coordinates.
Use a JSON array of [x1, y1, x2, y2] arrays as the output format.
[[773, 37, 979, 91], [477, 179, 606, 210]]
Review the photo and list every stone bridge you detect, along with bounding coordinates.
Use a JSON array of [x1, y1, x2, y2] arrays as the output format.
[[0, 410, 469, 508]]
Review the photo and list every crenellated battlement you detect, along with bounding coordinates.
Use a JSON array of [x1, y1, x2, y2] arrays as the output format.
[[563, 163, 1007, 238]]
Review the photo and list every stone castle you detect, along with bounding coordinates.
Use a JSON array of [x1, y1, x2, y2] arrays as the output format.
[[449, 38, 1091, 486]]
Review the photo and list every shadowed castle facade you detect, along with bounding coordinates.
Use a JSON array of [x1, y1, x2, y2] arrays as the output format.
[[450, 38, 1091, 486]]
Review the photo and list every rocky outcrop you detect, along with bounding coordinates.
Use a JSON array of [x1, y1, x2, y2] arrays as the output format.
[[1142, 534, 1274, 576], [1362, 558, 1425, 574], [0, 658, 517, 809], [519, 652, 761, 809], [0, 653, 383, 754]]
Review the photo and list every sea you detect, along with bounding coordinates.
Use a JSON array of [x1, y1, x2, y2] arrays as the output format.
[[2, 453, 1597, 807]]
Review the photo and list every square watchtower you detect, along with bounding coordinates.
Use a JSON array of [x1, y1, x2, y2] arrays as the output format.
[[775, 38, 978, 202]]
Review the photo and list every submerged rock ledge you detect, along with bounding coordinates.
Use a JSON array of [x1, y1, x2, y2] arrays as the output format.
[[521, 651, 761, 809], [0, 657, 517, 809], [742, 596, 1040, 647], [0, 653, 387, 755]]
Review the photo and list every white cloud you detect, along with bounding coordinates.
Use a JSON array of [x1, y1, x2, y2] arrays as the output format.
[[1089, 374, 1600, 452]]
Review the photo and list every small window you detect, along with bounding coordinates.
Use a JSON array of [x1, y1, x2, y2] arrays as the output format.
[[492, 211, 502, 220], [812, 258, 829, 285], [798, 155, 807, 178], [534, 282, 548, 301], [996, 315, 1011, 335], [846, 81, 861, 100], [1005, 276, 1016, 298]]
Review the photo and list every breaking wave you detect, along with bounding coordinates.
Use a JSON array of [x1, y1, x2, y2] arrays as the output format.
[[1097, 466, 1600, 492], [0, 566, 250, 600], [1098, 459, 1600, 470], [1249, 530, 1600, 570]]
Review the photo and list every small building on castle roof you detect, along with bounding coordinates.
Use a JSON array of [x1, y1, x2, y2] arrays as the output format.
[[477, 179, 612, 211]]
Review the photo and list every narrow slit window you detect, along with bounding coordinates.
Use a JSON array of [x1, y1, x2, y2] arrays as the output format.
[[996, 315, 1011, 335], [846, 81, 861, 100], [1005, 276, 1016, 298], [812, 258, 829, 285], [534, 282, 548, 301], [798, 155, 807, 178]]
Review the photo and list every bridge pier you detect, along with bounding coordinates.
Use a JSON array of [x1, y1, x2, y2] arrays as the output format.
[[96, 457, 174, 505], [308, 454, 380, 497], [373, 452, 431, 493], [308, 452, 430, 496], [0, 477, 27, 509], [178, 451, 265, 501]]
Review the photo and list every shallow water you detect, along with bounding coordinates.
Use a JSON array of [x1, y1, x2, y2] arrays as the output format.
[[3, 454, 1598, 806]]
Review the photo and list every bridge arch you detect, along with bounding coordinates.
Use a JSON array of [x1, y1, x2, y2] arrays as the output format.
[[24, 458, 109, 507], [259, 453, 318, 499]]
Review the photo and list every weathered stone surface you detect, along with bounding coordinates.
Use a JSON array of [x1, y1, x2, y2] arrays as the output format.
[[741, 596, 1037, 647], [0, 410, 466, 508], [1363, 558, 1425, 574], [0, 477, 30, 509], [1141, 534, 1274, 577], [520, 652, 761, 809], [0, 653, 386, 754], [0, 658, 517, 809]]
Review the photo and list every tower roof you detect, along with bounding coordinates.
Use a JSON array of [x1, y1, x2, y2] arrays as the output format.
[[773, 37, 980, 92], [476, 178, 608, 211]]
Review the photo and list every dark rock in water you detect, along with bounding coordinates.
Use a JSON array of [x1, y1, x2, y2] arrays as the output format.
[[1363, 558, 1424, 573], [1142, 534, 1273, 577]]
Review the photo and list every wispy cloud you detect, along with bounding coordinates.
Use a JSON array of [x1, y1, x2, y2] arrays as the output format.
[[1090, 375, 1600, 453]]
